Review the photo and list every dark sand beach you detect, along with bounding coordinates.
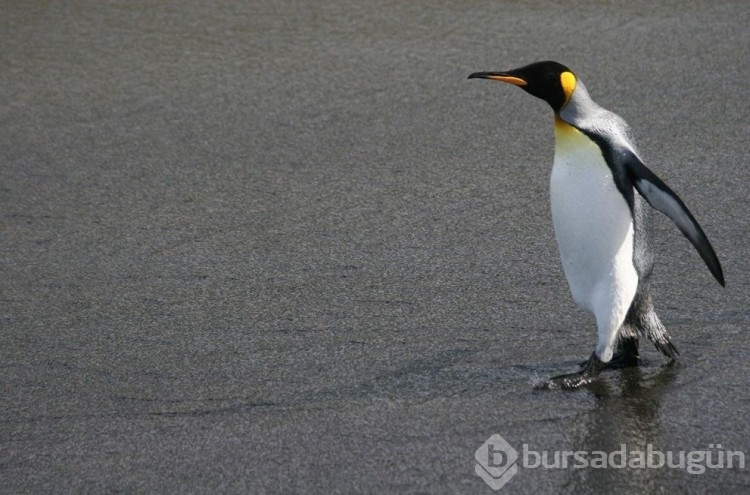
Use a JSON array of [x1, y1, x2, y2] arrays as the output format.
[[2, 1, 748, 492]]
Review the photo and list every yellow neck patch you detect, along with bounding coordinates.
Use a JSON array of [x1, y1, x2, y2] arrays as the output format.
[[554, 115, 579, 136], [560, 71, 576, 108]]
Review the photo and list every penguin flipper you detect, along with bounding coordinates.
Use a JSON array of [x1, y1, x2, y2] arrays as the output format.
[[627, 155, 725, 286]]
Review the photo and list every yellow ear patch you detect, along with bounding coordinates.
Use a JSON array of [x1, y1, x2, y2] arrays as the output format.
[[560, 71, 576, 107]]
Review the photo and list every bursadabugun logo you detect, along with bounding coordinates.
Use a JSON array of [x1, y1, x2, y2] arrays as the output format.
[[474, 434, 519, 490], [475, 433, 745, 491]]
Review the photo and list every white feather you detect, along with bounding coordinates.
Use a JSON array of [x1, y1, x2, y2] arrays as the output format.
[[551, 123, 639, 362]]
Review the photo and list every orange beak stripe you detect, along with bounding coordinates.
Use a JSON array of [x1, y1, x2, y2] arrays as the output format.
[[484, 75, 528, 86]]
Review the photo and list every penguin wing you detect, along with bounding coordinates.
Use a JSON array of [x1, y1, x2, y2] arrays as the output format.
[[626, 155, 724, 286]]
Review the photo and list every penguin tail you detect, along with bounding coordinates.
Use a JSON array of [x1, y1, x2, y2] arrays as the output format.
[[625, 292, 680, 361], [652, 334, 680, 360]]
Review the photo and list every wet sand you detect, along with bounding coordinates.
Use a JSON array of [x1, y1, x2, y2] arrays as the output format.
[[2, 1, 749, 492]]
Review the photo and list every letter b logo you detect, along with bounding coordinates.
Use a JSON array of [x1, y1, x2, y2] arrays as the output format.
[[475, 434, 519, 491], [488, 444, 508, 468]]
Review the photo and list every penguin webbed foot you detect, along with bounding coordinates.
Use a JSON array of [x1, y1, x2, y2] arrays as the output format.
[[576, 337, 640, 369], [608, 336, 640, 368], [535, 353, 604, 390]]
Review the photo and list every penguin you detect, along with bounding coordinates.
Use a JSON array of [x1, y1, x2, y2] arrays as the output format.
[[468, 61, 724, 389]]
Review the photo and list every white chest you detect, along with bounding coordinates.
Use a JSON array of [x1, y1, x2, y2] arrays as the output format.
[[550, 123, 637, 314]]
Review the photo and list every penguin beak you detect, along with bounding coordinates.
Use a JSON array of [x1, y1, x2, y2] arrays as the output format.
[[468, 72, 527, 86]]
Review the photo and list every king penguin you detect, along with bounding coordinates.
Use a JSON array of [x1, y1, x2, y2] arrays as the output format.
[[468, 61, 724, 389]]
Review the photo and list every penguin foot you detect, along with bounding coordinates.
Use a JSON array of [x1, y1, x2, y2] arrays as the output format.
[[608, 337, 640, 368], [535, 353, 604, 390], [577, 338, 640, 369], [537, 371, 595, 390]]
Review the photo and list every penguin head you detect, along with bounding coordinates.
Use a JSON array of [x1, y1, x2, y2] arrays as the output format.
[[469, 61, 577, 112]]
